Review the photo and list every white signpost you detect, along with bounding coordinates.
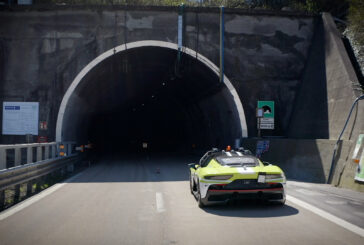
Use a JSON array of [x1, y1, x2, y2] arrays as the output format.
[[2, 102, 39, 135]]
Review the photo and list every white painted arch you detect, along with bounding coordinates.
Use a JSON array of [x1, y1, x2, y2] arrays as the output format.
[[56, 40, 248, 142]]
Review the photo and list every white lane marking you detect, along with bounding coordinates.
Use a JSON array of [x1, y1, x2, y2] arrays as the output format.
[[324, 200, 347, 205], [287, 195, 364, 238], [0, 171, 85, 221], [156, 192, 165, 213], [295, 188, 326, 196], [225, 152, 232, 156], [236, 152, 243, 156]]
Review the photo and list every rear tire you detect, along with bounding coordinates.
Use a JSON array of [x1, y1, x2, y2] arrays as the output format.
[[270, 198, 286, 206], [189, 174, 194, 194], [197, 181, 205, 208], [278, 198, 286, 205]]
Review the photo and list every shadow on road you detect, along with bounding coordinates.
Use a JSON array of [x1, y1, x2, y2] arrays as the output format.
[[202, 202, 299, 218]]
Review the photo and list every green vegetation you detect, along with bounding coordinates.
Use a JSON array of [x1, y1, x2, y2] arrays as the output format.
[[32, 0, 350, 15], [348, 0, 364, 46]]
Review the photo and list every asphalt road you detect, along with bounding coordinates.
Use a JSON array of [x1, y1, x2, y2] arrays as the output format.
[[0, 155, 363, 245]]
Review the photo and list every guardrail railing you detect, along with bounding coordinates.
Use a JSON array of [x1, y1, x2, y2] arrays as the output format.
[[0, 155, 78, 191], [0, 142, 76, 170], [0, 154, 82, 211]]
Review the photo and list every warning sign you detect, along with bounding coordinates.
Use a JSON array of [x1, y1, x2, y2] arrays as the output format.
[[2, 102, 39, 135]]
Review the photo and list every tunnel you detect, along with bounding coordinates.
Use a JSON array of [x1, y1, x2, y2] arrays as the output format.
[[56, 41, 247, 154]]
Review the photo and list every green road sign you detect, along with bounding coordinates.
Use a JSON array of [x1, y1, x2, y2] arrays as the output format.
[[257, 101, 274, 118]]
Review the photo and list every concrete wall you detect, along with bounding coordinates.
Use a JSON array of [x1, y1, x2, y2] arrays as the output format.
[[0, 7, 362, 190], [242, 138, 364, 192], [288, 13, 364, 140], [284, 13, 364, 191], [0, 6, 315, 143]]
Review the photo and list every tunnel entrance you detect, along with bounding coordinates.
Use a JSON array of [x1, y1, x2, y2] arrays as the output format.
[[56, 41, 247, 154]]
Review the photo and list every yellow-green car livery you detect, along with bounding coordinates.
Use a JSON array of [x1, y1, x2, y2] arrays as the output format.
[[189, 148, 286, 207]]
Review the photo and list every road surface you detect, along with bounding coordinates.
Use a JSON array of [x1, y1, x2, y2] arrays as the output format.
[[0, 155, 363, 245]]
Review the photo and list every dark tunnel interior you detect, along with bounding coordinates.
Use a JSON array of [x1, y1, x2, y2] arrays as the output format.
[[61, 46, 243, 155]]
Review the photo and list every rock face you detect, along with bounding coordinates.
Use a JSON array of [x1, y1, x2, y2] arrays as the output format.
[[0, 7, 316, 143]]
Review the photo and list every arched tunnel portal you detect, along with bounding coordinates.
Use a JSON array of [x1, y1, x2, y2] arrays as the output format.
[[56, 41, 247, 154]]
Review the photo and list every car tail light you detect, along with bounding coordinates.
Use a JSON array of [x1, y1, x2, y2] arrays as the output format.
[[265, 173, 285, 180]]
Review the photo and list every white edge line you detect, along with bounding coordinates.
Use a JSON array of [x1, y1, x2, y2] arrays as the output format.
[[156, 192, 165, 213], [287, 195, 364, 238], [0, 171, 85, 221]]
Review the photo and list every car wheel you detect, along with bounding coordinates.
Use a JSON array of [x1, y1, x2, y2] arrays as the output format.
[[196, 181, 205, 208], [270, 198, 286, 206], [278, 198, 286, 205], [189, 174, 194, 194]]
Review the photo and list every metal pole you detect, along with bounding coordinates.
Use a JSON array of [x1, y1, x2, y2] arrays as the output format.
[[27, 147, 33, 164], [14, 148, 21, 166], [0, 148, 6, 170], [37, 146, 42, 162], [327, 94, 364, 183], [177, 3, 184, 62], [220, 5, 225, 83]]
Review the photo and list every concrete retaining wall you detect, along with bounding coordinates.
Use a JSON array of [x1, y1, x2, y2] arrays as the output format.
[[242, 139, 339, 183], [0, 6, 315, 143], [242, 138, 364, 192], [284, 13, 364, 191], [288, 13, 364, 140], [0, 7, 363, 191]]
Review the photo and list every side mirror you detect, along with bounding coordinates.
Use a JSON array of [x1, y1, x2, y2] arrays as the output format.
[[188, 163, 200, 169], [263, 161, 271, 166]]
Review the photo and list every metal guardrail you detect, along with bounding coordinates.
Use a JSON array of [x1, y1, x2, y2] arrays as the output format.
[[0, 155, 79, 191], [0, 142, 76, 170], [0, 141, 84, 210]]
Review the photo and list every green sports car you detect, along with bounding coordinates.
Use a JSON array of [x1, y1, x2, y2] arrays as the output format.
[[189, 147, 286, 207]]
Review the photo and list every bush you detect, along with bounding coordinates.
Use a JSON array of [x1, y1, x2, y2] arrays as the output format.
[[348, 0, 364, 45]]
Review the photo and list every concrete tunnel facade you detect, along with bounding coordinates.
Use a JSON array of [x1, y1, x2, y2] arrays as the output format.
[[56, 41, 248, 152]]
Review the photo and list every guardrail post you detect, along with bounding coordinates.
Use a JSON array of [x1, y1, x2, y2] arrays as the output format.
[[0, 148, 6, 170], [35, 177, 42, 192], [14, 184, 21, 203], [45, 146, 50, 160], [37, 146, 42, 162], [67, 161, 74, 172], [0, 190, 5, 210], [27, 147, 33, 164], [52, 145, 56, 158], [14, 148, 21, 166], [67, 143, 72, 156], [27, 181, 33, 196]]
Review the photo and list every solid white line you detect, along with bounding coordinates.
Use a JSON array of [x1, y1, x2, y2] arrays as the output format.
[[156, 192, 165, 213], [287, 195, 364, 238], [0, 171, 85, 221]]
